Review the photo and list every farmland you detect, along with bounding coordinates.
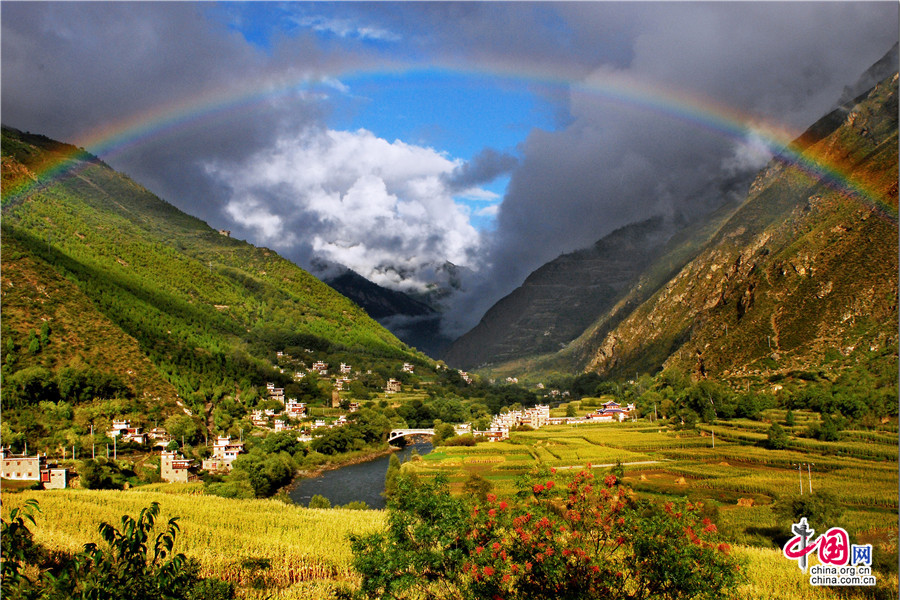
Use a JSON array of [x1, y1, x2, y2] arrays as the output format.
[[4, 409, 898, 599]]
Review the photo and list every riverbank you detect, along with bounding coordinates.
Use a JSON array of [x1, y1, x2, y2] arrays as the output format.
[[288, 441, 432, 508], [285, 443, 399, 493]]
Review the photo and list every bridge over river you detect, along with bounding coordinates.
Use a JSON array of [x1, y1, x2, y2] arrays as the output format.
[[388, 426, 468, 443]]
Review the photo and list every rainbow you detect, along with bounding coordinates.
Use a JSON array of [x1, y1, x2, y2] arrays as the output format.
[[4, 64, 897, 223]]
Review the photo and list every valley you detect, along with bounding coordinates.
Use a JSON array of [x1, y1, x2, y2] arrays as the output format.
[[2, 24, 898, 600]]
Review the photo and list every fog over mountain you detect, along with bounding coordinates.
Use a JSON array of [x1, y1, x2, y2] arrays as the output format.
[[2, 2, 897, 342]]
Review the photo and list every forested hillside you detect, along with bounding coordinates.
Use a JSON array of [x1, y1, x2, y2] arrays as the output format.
[[1, 127, 428, 429]]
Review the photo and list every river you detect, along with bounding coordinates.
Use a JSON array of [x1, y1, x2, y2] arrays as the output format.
[[289, 441, 432, 509]]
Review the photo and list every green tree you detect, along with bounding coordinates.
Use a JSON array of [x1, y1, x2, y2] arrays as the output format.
[[461, 472, 493, 504], [0, 499, 42, 594], [431, 421, 456, 446], [565, 403, 577, 418], [164, 415, 199, 446], [766, 422, 789, 450], [784, 409, 795, 427], [775, 492, 844, 534], [27, 331, 41, 354], [384, 454, 402, 498]]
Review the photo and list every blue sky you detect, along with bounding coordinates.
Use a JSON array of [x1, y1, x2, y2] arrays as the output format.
[[208, 2, 564, 231], [327, 70, 560, 230]]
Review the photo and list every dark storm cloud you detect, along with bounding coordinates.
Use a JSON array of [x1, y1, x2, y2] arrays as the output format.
[[442, 2, 900, 333], [443, 148, 519, 192]]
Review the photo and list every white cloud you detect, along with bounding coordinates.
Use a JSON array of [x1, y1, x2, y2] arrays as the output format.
[[722, 131, 777, 175], [206, 128, 484, 291], [474, 204, 500, 218], [455, 187, 501, 202], [292, 15, 401, 42]]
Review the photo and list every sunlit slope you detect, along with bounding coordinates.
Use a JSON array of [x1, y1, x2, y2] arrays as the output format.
[[1, 126, 425, 402], [582, 72, 898, 379]]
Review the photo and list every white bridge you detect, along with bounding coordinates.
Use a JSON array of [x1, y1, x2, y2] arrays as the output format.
[[387, 426, 469, 443]]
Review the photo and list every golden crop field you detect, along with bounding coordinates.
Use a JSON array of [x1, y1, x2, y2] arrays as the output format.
[[1, 488, 384, 599], [3, 412, 897, 599]]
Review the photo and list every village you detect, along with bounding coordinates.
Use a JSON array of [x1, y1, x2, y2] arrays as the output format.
[[1, 351, 635, 487]]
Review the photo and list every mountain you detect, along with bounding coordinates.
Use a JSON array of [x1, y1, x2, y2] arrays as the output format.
[[1, 126, 428, 416], [322, 267, 436, 321], [320, 266, 453, 358], [442, 216, 679, 370], [582, 68, 898, 380], [449, 49, 898, 383]]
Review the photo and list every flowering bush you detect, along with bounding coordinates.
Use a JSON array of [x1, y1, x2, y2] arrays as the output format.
[[350, 469, 742, 600]]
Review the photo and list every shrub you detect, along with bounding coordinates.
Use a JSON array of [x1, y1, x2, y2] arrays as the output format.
[[351, 469, 743, 600], [309, 494, 332, 509], [442, 434, 476, 447]]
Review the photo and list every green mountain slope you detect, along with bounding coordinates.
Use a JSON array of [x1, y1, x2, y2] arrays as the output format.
[[582, 71, 898, 380], [1, 127, 426, 414]]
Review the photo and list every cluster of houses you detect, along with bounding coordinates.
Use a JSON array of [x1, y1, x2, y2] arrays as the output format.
[[479, 405, 552, 441], [107, 420, 171, 448], [0, 448, 68, 489], [477, 400, 634, 441], [161, 434, 247, 483], [250, 381, 362, 433]]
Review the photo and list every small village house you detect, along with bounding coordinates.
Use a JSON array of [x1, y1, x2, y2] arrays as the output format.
[[160, 450, 198, 483]]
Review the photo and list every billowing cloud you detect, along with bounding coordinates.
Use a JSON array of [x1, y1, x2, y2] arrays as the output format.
[[205, 127, 484, 291]]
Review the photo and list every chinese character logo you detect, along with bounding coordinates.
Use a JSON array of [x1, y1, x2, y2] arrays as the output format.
[[783, 519, 866, 572]]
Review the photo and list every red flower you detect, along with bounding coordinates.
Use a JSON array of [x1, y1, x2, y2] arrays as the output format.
[[487, 493, 497, 503], [718, 543, 731, 554], [546, 480, 555, 489], [533, 484, 545, 493], [550, 467, 557, 474], [525, 561, 533, 571], [484, 566, 495, 577], [704, 523, 718, 533], [604, 474, 617, 488], [489, 509, 497, 517], [476, 546, 484, 554], [502, 574, 511, 583], [499, 501, 508, 510], [591, 565, 600, 573], [493, 542, 501, 551]]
